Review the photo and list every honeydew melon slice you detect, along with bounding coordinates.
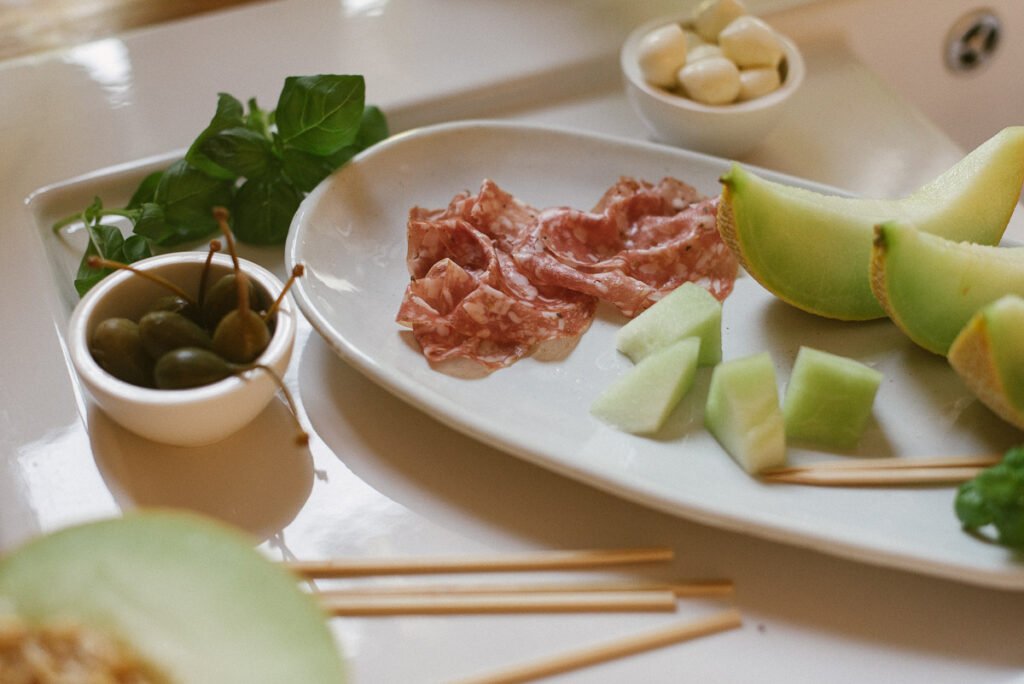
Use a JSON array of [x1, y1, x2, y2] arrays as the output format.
[[615, 282, 722, 366], [782, 346, 883, 449], [948, 295, 1024, 429], [870, 221, 1024, 355], [0, 511, 345, 684], [704, 351, 786, 473], [591, 337, 700, 434], [717, 126, 1024, 321]]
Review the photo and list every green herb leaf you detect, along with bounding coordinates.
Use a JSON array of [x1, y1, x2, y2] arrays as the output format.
[[281, 105, 390, 192], [186, 93, 246, 180], [148, 160, 234, 245], [275, 75, 365, 155], [231, 172, 304, 245], [74, 219, 152, 296], [198, 126, 275, 179], [127, 171, 165, 209], [955, 445, 1024, 548]]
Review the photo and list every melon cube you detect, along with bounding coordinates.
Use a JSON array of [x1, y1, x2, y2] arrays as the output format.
[[704, 351, 786, 473], [616, 282, 722, 366], [591, 337, 701, 434], [782, 346, 883, 449]]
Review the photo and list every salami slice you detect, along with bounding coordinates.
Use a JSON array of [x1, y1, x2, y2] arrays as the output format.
[[397, 177, 737, 370]]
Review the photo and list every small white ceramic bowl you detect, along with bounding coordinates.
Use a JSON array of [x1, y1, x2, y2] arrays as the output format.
[[68, 252, 296, 447], [621, 15, 805, 158]]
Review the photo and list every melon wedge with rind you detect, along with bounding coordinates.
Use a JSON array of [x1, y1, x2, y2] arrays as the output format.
[[615, 282, 722, 366], [591, 337, 700, 434], [717, 126, 1024, 321], [870, 221, 1024, 355], [948, 295, 1024, 429], [0, 511, 345, 684], [782, 346, 883, 449], [704, 351, 786, 474]]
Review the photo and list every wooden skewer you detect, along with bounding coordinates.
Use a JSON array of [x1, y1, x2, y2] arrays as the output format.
[[760, 455, 1001, 486], [317, 579, 733, 599], [763, 454, 1001, 475], [318, 589, 680, 616], [285, 547, 674, 579], [449, 608, 743, 684]]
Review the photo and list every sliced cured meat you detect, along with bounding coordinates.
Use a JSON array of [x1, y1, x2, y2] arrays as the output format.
[[397, 177, 737, 370], [397, 213, 595, 370], [513, 177, 737, 317]]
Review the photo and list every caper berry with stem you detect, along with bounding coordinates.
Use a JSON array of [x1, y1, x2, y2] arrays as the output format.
[[154, 346, 309, 444], [139, 310, 213, 360], [89, 318, 154, 387]]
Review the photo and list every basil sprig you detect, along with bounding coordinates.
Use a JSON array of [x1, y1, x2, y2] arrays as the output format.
[[55, 74, 388, 295]]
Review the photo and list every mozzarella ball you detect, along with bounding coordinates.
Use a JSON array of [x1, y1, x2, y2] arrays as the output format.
[[692, 0, 748, 43], [637, 23, 689, 88], [738, 67, 781, 100], [687, 44, 725, 63], [719, 15, 784, 68], [677, 56, 741, 105]]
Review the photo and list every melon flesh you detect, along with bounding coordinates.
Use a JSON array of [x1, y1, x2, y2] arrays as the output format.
[[782, 346, 883, 449], [870, 221, 1024, 355], [591, 337, 700, 434], [615, 282, 722, 366], [949, 294, 1024, 429], [718, 126, 1024, 320], [0, 512, 345, 684], [704, 351, 786, 473]]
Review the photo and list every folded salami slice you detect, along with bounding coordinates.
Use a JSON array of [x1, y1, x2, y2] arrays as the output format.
[[397, 177, 737, 370]]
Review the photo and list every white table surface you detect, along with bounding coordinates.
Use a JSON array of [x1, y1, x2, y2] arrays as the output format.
[[2, 1, 1023, 682]]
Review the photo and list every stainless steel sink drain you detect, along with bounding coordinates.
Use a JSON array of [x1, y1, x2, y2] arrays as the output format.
[[945, 9, 1002, 72]]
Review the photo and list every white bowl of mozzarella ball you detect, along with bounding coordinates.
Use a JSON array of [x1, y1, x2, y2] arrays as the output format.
[[622, 0, 805, 158]]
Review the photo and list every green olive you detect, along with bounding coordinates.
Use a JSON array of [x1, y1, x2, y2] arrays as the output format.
[[139, 310, 212, 360], [89, 318, 154, 387], [153, 347, 234, 389]]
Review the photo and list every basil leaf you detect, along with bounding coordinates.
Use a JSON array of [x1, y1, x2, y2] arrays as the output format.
[[198, 126, 275, 179], [231, 173, 304, 245], [186, 93, 246, 180], [74, 221, 152, 295], [280, 147, 334, 193], [275, 75, 364, 155], [245, 97, 272, 138], [149, 160, 234, 245], [127, 170, 164, 209]]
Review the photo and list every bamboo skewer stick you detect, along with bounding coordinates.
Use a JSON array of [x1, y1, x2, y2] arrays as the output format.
[[450, 608, 743, 684], [285, 547, 674, 579], [316, 579, 733, 598], [318, 589, 680, 616], [760, 454, 1001, 486]]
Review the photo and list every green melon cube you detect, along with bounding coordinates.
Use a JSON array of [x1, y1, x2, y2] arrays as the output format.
[[782, 346, 883, 449], [704, 351, 786, 473], [591, 337, 701, 434], [615, 282, 722, 366]]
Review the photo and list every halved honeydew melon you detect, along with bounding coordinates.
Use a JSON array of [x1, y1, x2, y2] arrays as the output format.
[[0, 511, 345, 683], [717, 126, 1024, 320], [782, 346, 883, 449], [704, 351, 786, 474], [948, 295, 1024, 429], [591, 337, 700, 434], [870, 221, 1024, 355], [615, 282, 722, 366]]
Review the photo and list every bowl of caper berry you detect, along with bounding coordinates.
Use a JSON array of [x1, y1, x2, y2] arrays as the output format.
[[67, 233, 303, 447]]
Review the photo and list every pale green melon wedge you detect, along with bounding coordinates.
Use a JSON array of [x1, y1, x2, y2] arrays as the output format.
[[615, 282, 722, 366], [718, 126, 1024, 320], [592, 337, 700, 434], [948, 295, 1024, 429], [0, 511, 345, 684], [782, 346, 883, 449], [870, 221, 1024, 355], [704, 351, 786, 473]]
